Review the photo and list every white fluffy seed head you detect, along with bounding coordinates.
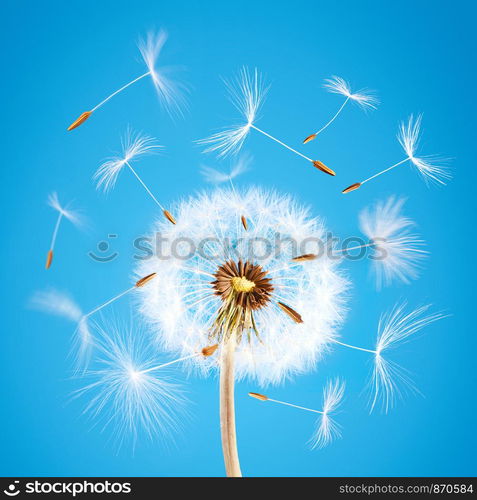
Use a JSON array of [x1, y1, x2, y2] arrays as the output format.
[[397, 114, 451, 185], [138, 30, 188, 117], [73, 318, 188, 445], [29, 289, 93, 370], [323, 76, 379, 110], [370, 302, 446, 413], [359, 197, 427, 289], [94, 129, 162, 193], [47, 192, 84, 227], [197, 68, 269, 157], [310, 378, 345, 449], [135, 187, 349, 386]]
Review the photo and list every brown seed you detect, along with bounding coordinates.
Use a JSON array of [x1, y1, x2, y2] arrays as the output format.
[[45, 250, 53, 269], [201, 344, 219, 357], [135, 272, 157, 288], [312, 160, 336, 176], [241, 215, 248, 230], [277, 301, 303, 323], [249, 392, 269, 401], [342, 182, 362, 194], [163, 210, 176, 224], [292, 253, 317, 262], [303, 133, 317, 144], [67, 111, 92, 131]]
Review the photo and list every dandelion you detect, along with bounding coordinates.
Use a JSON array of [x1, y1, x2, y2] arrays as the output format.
[[197, 68, 336, 176], [133, 187, 349, 475], [45, 192, 83, 269], [249, 378, 345, 449], [67, 30, 186, 131], [342, 115, 451, 193], [330, 302, 445, 413], [30, 274, 157, 368], [94, 129, 176, 224], [303, 76, 378, 144]]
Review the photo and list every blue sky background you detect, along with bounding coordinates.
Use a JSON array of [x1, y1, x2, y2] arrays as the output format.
[[1, 0, 476, 477]]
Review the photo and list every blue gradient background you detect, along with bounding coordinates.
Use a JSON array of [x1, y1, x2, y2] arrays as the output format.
[[1, 0, 475, 477]]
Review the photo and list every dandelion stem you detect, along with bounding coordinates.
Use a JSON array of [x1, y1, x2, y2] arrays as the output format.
[[314, 97, 350, 136], [250, 125, 313, 162], [125, 161, 164, 209], [84, 286, 136, 318], [91, 72, 151, 112], [220, 332, 242, 477], [361, 158, 409, 184], [331, 338, 376, 354]]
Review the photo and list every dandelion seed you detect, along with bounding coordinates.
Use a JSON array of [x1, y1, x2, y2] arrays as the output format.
[[68, 111, 92, 131], [201, 344, 219, 357], [135, 273, 157, 288], [277, 301, 303, 323], [342, 182, 361, 194], [94, 129, 176, 224], [163, 210, 176, 225], [292, 253, 317, 262], [29, 289, 93, 369], [248, 392, 268, 401], [201, 154, 253, 231], [312, 160, 336, 176], [248, 378, 345, 448], [330, 303, 445, 413], [303, 76, 378, 144], [67, 30, 186, 131], [197, 68, 335, 175], [311, 378, 345, 449], [342, 115, 451, 193], [358, 197, 427, 289], [73, 319, 189, 443], [200, 154, 251, 185], [45, 192, 83, 269], [30, 274, 157, 367]]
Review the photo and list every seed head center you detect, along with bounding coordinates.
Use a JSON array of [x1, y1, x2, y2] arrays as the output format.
[[231, 276, 256, 293]]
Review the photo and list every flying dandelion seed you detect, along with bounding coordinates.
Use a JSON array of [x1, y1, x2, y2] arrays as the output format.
[[249, 378, 345, 449], [200, 153, 252, 230], [303, 76, 378, 144], [197, 68, 336, 176], [330, 302, 445, 413], [67, 30, 187, 131], [72, 319, 192, 445], [30, 274, 157, 368], [342, 115, 451, 193], [132, 187, 349, 475], [29, 288, 93, 369], [291, 197, 425, 289], [358, 197, 427, 289], [94, 129, 176, 224], [45, 192, 83, 269]]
